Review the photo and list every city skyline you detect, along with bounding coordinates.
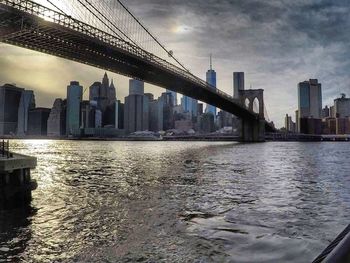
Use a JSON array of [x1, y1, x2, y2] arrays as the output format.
[[1, 1, 350, 128]]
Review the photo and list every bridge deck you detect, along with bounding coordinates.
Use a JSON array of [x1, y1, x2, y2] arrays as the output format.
[[0, 0, 275, 131]]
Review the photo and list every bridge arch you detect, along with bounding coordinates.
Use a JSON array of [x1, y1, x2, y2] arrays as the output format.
[[252, 97, 260, 114], [239, 89, 264, 118]]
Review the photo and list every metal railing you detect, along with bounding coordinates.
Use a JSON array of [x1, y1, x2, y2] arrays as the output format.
[[0, 139, 12, 158]]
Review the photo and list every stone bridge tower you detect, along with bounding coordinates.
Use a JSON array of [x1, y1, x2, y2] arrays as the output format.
[[238, 89, 265, 142]]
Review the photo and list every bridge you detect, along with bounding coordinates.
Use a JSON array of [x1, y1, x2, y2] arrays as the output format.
[[0, 0, 276, 142]]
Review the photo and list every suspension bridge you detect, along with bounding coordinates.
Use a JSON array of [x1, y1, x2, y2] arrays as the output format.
[[0, 0, 275, 141]]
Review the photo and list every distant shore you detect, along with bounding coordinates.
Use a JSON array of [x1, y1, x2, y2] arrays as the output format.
[[1, 134, 350, 142]]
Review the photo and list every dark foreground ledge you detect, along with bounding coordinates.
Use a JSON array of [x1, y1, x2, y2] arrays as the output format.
[[0, 153, 37, 210], [313, 225, 350, 263]]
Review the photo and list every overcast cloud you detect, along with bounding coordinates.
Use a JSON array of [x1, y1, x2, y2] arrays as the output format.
[[1, 0, 350, 127]]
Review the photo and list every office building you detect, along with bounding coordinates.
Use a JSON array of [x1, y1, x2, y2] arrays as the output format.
[[205, 55, 217, 118], [181, 96, 198, 117], [334, 94, 350, 118], [199, 112, 215, 133], [217, 110, 233, 129], [129, 79, 144, 95], [285, 114, 296, 133], [322, 106, 330, 118], [159, 92, 174, 131], [233, 72, 245, 99], [66, 81, 83, 135], [81, 101, 102, 129], [17, 90, 36, 136], [27, 108, 51, 136], [124, 79, 149, 133], [166, 89, 177, 106], [0, 84, 24, 135], [298, 79, 322, 132], [47, 98, 66, 137], [149, 99, 163, 132], [115, 100, 124, 129]]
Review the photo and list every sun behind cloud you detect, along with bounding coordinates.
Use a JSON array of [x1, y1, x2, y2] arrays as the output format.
[[173, 25, 191, 34]]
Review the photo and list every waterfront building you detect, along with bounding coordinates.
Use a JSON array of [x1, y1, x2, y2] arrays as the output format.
[[284, 114, 296, 133], [175, 119, 193, 132], [197, 103, 203, 116], [47, 98, 66, 137], [199, 113, 215, 133], [66, 81, 83, 135], [89, 73, 116, 125], [27, 108, 51, 136], [233, 72, 245, 99], [217, 110, 233, 129], [205, 55, 217, 119], [295, 110, 299, 133], [334, 94, 350, 118], [322, 105, 330, 118], [330, 105, 335, 118], [89, 82, 104, 109], [149, 92, 175, 132], [81, 101, 98, 129], [159, 92, 174, 131], [181, 96, 198, 117], [298, 79, 322, 132], [115, 100, 124, 129], [129, 79, 144, 95], [166, 89, 177, 106], [17, 90, 36, 136], [299, 117, 322, 135], [108, 79, 116, 106], [124, 79, 149, 134], [0, 84, 24, 135], [149, 99, 163, 132], [335, 118, 350, 134]]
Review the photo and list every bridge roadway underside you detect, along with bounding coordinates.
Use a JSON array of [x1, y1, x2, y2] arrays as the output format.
[[0, 4, 274, 140]]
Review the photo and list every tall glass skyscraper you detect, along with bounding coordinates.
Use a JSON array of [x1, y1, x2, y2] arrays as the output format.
[[17, 90, 36, 136], [298, 79, 322, 119], [0, 84, 24, 135], [298, 79, 322, 132], [181, 96, 198, 117], [166, 89, 177, 106], [66, 81, 83, 135], [205, 56, 217, 118]]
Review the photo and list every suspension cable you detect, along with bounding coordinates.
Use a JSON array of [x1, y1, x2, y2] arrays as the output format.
[[115, 0, 190, 72]]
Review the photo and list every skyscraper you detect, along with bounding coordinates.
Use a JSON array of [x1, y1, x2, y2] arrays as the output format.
[[181, 96, 198, 117], [166, 89, 177, 106], [124, 79, 149, 133], [129, 79, 144, 95], [233, 72, 245, 99], [47, 98, 66, 137], [298, 79, 322, 119], [205, 55, 216, 118], [334, 94, 350, 118], [0, 84, 24, 135], [17, 90, 35, 136], [298, 79, 322, 132], [66, 81, 83, 135], [27, 108, 51, 136]]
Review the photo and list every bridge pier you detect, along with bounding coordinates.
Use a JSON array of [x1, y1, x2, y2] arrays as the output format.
[[240, 118, 265, 142]]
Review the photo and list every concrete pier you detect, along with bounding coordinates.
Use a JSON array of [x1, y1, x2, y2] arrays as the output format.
[[241, 118, 266, 142], [0, 142, 37, 209]]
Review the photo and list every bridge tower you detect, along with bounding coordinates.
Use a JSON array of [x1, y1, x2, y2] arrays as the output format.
[[239, 89, 265, 142]]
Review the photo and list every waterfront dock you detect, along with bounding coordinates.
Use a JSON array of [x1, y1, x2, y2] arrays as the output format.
[[0, 140, 37, 209]]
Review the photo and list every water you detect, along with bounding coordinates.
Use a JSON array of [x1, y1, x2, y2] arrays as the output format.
[[1, 140, 350, 262]]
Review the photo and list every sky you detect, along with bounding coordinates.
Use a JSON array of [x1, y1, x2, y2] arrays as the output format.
[[1, 0, 350, 128]]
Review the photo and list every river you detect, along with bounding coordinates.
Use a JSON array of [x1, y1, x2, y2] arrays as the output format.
[[0, 140, 349, 262]]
